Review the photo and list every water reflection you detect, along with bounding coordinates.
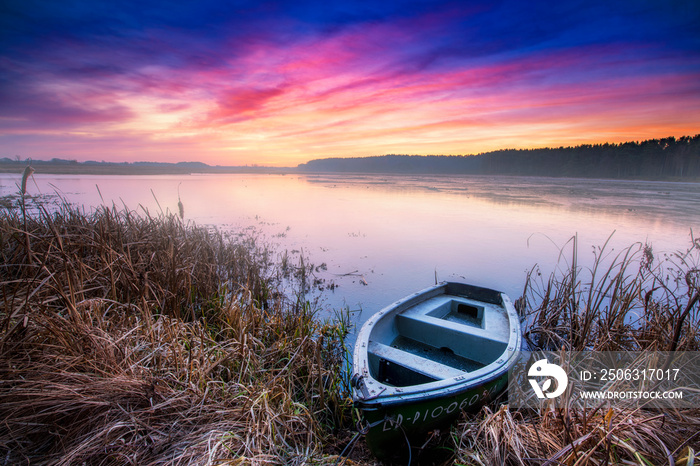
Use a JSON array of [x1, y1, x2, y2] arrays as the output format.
[[1, 172, 698, 329]]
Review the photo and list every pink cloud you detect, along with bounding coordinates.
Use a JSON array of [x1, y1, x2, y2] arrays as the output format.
[[2, 13, 699, 166], [208, 86, 287, 123]]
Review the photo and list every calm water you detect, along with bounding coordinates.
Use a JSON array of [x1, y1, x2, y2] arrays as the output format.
[[3, 172, 700, 332]]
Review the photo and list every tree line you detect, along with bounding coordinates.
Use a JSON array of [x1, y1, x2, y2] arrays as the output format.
[[298, 135, 700, 180]]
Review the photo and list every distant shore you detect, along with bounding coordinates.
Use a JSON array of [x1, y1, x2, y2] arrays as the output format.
[[1, 159, 698, 182], [0, 160, 290, 176], [3, 133, 699, 181]]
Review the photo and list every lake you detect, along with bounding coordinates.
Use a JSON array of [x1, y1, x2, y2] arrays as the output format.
[[3, 172, 699, 333]]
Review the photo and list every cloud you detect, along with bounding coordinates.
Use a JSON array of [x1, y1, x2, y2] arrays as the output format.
[[0, 0, 699, 164], [209, 86, 287, 123], [0, 69, 134, 131]]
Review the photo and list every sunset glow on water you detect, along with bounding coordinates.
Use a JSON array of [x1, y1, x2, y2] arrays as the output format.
[[4, 172, 699, 330]]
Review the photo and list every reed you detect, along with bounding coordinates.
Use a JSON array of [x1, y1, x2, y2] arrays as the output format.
[[18, 164, 36, 264], [20, 165, 35, 196], [0, 202, 354, 464], [522, 234, 700, 352], [453, 234, 700, 465]]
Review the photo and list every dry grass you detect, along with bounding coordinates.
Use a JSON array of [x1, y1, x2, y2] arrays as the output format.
[[454, 404, 700, 465], [454, 235, 700, 466], [0, 201, 355, 465]]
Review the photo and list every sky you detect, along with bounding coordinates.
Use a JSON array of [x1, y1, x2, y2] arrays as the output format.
[[1, 0, 699, 166]]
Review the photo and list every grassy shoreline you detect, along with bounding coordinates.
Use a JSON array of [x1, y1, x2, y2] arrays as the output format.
[[0, 201, 358, 464], [1, 201, 699, 464]]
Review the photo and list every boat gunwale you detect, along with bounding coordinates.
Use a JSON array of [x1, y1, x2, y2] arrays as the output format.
[[352, 282, 521, 407]]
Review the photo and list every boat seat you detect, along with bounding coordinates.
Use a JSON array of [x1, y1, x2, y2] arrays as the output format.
[[396, 313, 508, 366], [368, 340, 465, 381]]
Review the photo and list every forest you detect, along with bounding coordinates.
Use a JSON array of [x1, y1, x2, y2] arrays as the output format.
[[3, 134, 699, 180], [298, 134, 700, 180]]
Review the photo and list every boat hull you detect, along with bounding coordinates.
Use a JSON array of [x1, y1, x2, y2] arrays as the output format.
[[358, 372, 508, 459]]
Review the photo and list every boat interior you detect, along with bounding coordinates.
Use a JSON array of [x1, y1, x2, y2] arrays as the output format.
[[367, 295, 511, 387]]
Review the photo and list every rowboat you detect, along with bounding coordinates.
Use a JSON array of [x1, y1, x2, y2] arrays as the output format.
[[351, 282, 521, 459]]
